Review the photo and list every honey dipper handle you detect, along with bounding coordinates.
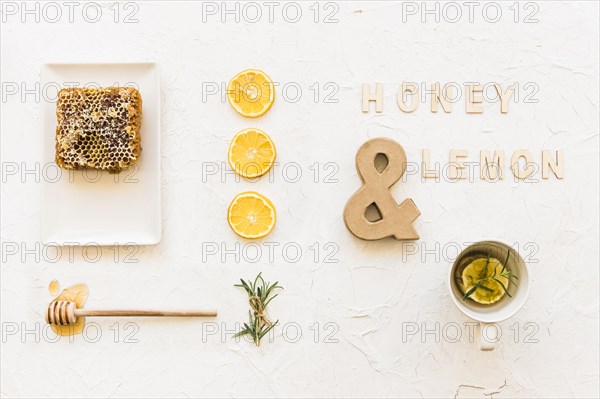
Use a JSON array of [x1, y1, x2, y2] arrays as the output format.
[[74, 309, 217, 317]]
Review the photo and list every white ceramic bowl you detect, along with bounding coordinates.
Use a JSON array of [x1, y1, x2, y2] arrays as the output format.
[[448, 240, 531, 350]]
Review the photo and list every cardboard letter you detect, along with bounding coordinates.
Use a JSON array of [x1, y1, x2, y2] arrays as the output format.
[[542, 150, 564, 179], [449, 150, 468, 179], [466, 84, 484, 113], [431, 83, 453, 113], [511, 150, 535, 180], [422, 149, 439, 178], [397, 82, 419, 113], [480, 150, 505, 180], [494, 83, 515, 114], [362, 83, 383, 113]]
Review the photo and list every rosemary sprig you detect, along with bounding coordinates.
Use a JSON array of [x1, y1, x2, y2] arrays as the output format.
[[463, 250, 518, 300], [234, 273, 282, 346], [479, 254, 491, 280]]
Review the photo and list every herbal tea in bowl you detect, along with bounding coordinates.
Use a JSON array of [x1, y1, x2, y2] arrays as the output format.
[[449, 241, 530, 351]]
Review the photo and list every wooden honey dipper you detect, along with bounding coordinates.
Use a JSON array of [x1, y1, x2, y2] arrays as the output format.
[[46, 300, 217, 326]]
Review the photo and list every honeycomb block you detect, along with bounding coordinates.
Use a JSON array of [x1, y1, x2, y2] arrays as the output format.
[[55, 87, 142, 173]]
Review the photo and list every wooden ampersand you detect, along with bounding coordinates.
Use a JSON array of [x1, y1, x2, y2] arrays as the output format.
[[344, 138, 420, 241]]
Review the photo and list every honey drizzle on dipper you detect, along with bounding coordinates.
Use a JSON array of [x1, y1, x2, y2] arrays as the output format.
[[48, 281, 89, 336]]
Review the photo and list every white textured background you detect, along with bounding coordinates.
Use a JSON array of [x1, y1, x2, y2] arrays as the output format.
[[1, 1, 599, 398]]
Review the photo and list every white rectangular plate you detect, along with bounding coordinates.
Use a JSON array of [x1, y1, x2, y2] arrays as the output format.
[[41, 63, 161, 245]]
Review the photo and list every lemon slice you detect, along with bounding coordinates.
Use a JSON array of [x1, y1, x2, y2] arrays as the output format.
[[228, 128, 276, 178], [227, 69, 275, 117], [461, 257, 509, 305], [228, 192, 276, 239]]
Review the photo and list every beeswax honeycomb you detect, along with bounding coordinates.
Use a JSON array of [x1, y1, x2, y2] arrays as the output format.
[[55, 87, 142, 173]]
